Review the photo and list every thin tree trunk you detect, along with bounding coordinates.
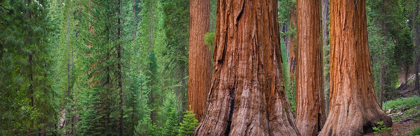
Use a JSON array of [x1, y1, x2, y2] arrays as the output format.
[[194, 0, 300, 135], [188, 0, 211, 121], [414, 3, 420, 91], [148, 0, 156, 124], [180, 65, 187, 115], [132, 0, 137, 43], [319, 1, 392, 135], [296, 0, 325, 135], [27, 0, 34, 134], [282, 23, 290, 59], [117, 0, 123, 135], [405, 64, 409, 85], [289, 6, 297, 89], [88, 0, 96, 88], [65, 7, 71, 134], [380, 66, 385, 108], [321, 0, 330, 117]]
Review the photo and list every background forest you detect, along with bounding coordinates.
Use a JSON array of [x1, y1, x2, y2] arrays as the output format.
[[1, 0, 420, 135]]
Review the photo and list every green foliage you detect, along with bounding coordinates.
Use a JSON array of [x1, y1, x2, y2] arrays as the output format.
[[204, 32, 215, 50], [160, 93, 180, 136], [0, 0, 58, 134], [383, 96, 420, 110], [280, 39, 296, 114], [178, 109, 199, 136], [366, 0, 407, 102], [373, 121, 392, 136], [135, 116, 160, 136], [412, 127, 420, 136], [403, 108, 420, 122], [204, 32, 215, 66], [2, 0, 419, 135]]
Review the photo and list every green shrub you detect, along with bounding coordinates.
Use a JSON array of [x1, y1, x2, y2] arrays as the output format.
[[412, 127, 420, 136], [204, 32, 215, 51], [178, 109, 199, 136], [373, 121, 392, 136], [383, 96, 420, 110]]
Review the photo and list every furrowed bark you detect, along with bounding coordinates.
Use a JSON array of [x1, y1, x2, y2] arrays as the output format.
[[188, 0, 212, 121], [296, 0, 325, 135], [319, 0, 392, 135], [194, 0, 300, 135]]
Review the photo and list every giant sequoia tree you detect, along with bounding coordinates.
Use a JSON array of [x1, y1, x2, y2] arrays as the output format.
[[188, 0, 212, 121], [194, 0, 300, 135], [319, 0, 392, 135], [295, 0, 325, 135]]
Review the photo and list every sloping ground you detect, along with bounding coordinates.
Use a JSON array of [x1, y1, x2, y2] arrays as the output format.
[[364, 104, 420, 136], [364, 122, 420, 136], [364, 71, 420, 136], [397, 73, 419, 98]]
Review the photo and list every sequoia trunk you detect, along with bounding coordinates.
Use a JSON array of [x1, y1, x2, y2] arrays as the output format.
[[188, 0, 212, 121], [296, 0, 325, 135], [319, 0, 392, 135], [194, 0, 300, 135]]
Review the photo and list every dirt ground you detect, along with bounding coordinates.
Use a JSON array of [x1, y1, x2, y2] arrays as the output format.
[[364, 122, 420, 136]]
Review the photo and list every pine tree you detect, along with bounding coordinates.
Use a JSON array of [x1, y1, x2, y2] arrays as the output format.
[[179, 109, 199, 136], [1, 0, 58, 134]]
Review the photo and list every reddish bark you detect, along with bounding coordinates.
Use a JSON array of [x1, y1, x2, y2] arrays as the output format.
[[319, 0, 392, 135], [296, 0, 325, 135], [188, 0, 212, 121], [194, 0, 300, 135]]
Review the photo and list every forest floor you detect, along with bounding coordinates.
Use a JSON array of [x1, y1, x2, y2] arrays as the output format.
[[365, 122, 420, 136], [364, 122, 420, 136], [365, 73, 420, 136]]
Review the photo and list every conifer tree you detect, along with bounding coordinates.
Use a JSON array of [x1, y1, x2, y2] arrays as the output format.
[[179, 109, 199, 136]]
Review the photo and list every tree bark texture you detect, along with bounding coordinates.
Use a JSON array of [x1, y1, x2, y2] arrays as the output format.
[[296, 0, 325, 135], [319, 0, 392, 135], [194, 0, 300, 135], [188, 0, 212, 121]]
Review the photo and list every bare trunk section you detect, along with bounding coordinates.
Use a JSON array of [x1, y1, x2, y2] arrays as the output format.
[[321, 0, 330, 117], [117, 0, 123, 135], [132, 0, 137, 43], [27, 0, 34, 134], [319, 1, 392, 135], [194, 0, 300, 135], [296, 0, 325, 135], [289, 6, 297, 84], [188, 0, 211, 121], [149, 0, 156, 124], [282, 23, 290, 60], [64, 7, 72, 134], [88, 0, 97, 88], [414, 3, 420, 91]]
